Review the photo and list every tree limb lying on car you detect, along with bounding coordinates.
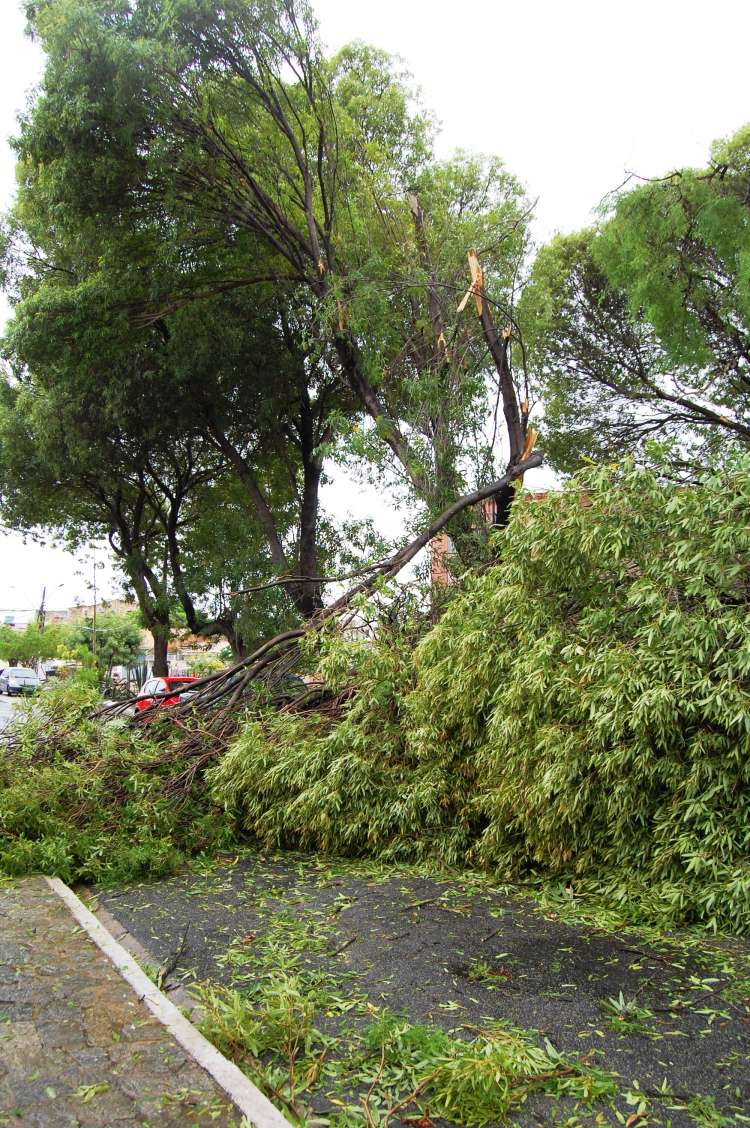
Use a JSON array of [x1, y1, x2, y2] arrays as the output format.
[[96, 451, 541, 730]]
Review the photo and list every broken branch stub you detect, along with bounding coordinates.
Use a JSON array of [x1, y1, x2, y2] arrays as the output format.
[[456, 249, 485, 316]]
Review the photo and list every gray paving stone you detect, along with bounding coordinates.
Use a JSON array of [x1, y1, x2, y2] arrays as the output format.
[[0, 877, 247, 1126]]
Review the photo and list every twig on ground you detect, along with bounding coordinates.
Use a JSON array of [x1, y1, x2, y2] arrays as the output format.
[[401, 896, 443, 912], [362, 1046, 386, 1128], [329, 935, 358, 957], [157, 923, 190, 988]]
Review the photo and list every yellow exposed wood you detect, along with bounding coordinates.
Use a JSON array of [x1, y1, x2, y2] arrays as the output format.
[[457, 249, 484, 316], [520, 426, 537, 462]]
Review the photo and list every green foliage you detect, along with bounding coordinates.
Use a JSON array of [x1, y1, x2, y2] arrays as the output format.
[[208, 621, 477, 864], [683, 1093, 735, 1127], [357, 1010, 615, 1126], [197, 973, 616, 1127], [0, 682, 233, 884], [186, 654, 226, 677], [601, 992, 655, 1036], [10, 0, 533, 564], [0, 621, 68, 665], [211, 458, 750, 932], [198, 974, 316, 1066], [65, 610, 144, 681], [522, 123, 750, 472]]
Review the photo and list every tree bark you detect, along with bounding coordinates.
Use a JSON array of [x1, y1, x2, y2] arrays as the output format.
[[292, 372, 325, 616], [151, 623, 170, 676], [468, 251, 531, 529], [103, 485, 173, 677]]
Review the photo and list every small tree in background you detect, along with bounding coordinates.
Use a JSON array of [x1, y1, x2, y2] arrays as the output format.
[[65, 612, 144, 688], [0, 622, 67, 667], [521, 123, 750, 474]]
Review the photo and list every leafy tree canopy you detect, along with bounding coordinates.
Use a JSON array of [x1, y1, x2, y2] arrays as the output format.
[[66, 609, 144, 678], [13, 0, 534, 524], [0, 622, 68, 665], [521, 124, 750, 473]]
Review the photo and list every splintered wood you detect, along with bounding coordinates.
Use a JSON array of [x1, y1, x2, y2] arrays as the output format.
[[457, 249, 484, 316]]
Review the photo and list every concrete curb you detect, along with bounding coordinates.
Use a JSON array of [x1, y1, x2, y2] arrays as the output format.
[[88, 898, 202, 1021], [45, 876, 291, 1128]]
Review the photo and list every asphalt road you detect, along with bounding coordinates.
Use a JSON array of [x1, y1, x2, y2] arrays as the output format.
[[98, 852, 750, 1128], [0, 691, 22, 733]]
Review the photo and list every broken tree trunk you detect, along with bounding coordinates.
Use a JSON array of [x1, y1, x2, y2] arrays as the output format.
[[458, 249, 538, 526]]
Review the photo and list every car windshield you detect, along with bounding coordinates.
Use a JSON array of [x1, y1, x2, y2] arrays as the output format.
[[8, 669, 36, 680], [165, 679, 196, 689]]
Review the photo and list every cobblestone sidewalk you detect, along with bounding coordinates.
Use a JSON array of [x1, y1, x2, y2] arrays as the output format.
[[0, 876, 247, 1127]]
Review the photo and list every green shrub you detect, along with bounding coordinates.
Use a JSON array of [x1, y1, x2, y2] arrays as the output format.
[[211, 457, 750, 932], [208, 628, 477, 864], [187, 654, 226, 677], [417, 456, 750, 931], [0, 682, 233, 884], [204, 626, 503, 875]]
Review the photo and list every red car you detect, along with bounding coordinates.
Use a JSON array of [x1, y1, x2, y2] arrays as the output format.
[[135, 675, 199, 712]]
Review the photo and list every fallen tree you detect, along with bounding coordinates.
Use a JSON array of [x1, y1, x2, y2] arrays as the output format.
[[98, 451, 543, 742], [207, 455, 750, 933], [5, 455, 750, 932]]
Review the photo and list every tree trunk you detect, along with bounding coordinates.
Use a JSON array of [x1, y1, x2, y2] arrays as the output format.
[[290, 375, 325, 617], [152, 623, 169, 676], [292, 458, 323, 617], [118, 553, 172, 677]]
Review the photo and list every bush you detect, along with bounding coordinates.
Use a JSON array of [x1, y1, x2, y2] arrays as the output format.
[[211, 457, 750, 932], [208, 627, 477, 864], [0, 682, 233, 884], [187, 654, 226, 677], [414, 456, 750, 930]]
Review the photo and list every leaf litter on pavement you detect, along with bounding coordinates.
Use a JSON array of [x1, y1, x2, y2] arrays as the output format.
[[93, 850, 750, 1127]]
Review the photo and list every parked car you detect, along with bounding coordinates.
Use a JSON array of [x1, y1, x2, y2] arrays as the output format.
[[0, 667, 41, 696], [135, 675, 199, 713], [265, 672, 308, 704]]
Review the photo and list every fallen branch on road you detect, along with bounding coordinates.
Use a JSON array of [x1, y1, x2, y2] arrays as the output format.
[[95, 453, 541, 764]]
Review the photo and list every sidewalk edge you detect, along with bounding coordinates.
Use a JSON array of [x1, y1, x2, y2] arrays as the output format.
[[44, 875, 291, 1128], [88, 898, 202, 1021]]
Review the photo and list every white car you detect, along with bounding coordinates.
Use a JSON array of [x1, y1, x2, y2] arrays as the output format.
[[0, 667, 41, 696]]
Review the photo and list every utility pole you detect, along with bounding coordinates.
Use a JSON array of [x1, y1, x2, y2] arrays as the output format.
[[36, 586, 46, 632]]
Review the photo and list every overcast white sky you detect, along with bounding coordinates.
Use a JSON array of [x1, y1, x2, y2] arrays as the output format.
[[1, 0, 748, 613]]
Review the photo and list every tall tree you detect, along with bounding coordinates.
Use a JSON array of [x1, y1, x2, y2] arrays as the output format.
[[17, 0, 537, 552], [0, 373, 204, 674]]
